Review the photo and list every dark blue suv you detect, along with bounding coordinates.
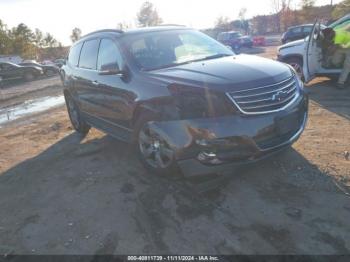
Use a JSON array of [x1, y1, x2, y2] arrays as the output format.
[[61, 26, 308, 177]]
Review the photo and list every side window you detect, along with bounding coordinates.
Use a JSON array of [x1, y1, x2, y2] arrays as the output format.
[[97, 39, 123, 71], [303, 26, 312, 33], [79, 39, 100, 70], [68, 42, 83, 67], [1, 64, 12, 71], [291, 27, 302, 34]]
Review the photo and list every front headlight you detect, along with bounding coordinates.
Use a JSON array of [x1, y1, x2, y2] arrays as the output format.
[[168, 84, 235, 119]]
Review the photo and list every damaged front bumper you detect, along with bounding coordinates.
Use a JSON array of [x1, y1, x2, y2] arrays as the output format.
[[147, 93, 308, 177]]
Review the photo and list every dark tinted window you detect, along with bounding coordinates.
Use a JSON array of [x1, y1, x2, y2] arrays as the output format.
[[229, 32, 241, 39], [68, 42, 83, 67], [290, 27, 302, 33], [97, 39, 123, 71], [303, 26, 313, 33], [0, 63, 14, 71], [79, 39, 100, 70]]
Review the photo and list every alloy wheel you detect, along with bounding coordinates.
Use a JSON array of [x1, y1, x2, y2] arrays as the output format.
[[138, 125, 174, 169]]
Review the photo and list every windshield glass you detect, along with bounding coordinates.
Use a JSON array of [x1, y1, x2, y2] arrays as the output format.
[[121, 29, 234, 71]]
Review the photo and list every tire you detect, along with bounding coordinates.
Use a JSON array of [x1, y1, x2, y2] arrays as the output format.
[[60, 71, 67, 86], [285, 57, 304, 81], [134, 113, 178, 176], [65, 94, 90, 134], [23, 72, 34, 81]]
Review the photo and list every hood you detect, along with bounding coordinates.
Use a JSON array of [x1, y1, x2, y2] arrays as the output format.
[[279, 39, 305, 49], [148, 55, 293, 92]]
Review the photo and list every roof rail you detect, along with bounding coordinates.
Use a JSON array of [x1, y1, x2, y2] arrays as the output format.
[[82, 29, 124, 38]]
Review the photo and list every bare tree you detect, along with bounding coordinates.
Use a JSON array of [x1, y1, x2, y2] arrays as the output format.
[[270, 0, 293, 32], [116, 22, 132, 30], [238, 8, 250, 34], [70, 27, 82, 43], [44, 33, 58, 48], [137, 2, 163, 27], [214, 16, 231, 31]]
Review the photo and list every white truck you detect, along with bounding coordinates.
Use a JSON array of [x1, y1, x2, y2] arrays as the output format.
[[277, 14, 350, 83]]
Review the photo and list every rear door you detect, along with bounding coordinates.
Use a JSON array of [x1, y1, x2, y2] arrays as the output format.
[[303, 21, 321, 83], [74, 38, 101, 115]]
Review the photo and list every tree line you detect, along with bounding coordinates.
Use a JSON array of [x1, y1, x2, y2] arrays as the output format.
[[0, 1, 163, 60], [0, 20, 66, 60], [4, 0, 347, 61], [212, 0, 350, 36]]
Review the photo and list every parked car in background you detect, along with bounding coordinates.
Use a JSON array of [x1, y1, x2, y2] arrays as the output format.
[[281, 24, 314, 44], [20, 61, 59, 76], [61, 26, 308, 177], [0, 61, 43, 81], [277, 16, 347, 81], [54, 58, 66, 68], [217, 31, 254, 50], [239, 35, 253, 48], [0, 55, 23, 64]]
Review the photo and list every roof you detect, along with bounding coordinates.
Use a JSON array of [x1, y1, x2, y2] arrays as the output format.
[[288, 24, 314, 29], [124, 25, 188, 35], [79, 26, 189, 40]]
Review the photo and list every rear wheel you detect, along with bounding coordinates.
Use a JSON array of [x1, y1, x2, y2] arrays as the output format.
[[134, 113, 177, 176], [65, 94, 90, 134]]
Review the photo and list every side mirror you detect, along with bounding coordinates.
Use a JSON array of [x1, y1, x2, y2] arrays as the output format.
[[98, 63, 124, 76]]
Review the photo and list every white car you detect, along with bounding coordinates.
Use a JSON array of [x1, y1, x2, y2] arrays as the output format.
[[277, 14, 350, 83]]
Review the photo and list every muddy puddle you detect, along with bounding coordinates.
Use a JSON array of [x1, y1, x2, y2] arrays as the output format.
[[0, 95, 65, 126]]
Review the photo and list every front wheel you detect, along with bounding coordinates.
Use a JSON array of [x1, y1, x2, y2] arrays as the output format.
[[134, 114, 178, 176]]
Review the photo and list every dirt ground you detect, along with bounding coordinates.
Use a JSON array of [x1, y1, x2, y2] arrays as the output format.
[[0, 47, 349, 255]]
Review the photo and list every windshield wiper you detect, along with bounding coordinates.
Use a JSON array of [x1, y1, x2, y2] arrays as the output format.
[[188, 53, 232, 63], [145, 54, 232, 71], [145, 61, 193, 71]]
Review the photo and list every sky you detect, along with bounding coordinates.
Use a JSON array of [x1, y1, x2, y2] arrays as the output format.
[[0, 0, 342, 45]]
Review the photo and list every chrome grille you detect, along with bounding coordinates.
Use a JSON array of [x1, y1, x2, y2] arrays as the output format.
[[226, 76, 298, 114]]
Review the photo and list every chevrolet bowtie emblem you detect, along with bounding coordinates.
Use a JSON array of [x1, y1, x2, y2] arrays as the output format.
[[271, 90, 288, 102]]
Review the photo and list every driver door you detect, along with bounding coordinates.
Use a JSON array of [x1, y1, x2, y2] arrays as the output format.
[[303, 21, 322, 83]]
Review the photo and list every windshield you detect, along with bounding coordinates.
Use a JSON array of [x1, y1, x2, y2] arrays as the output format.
[[121, 29, 234, 71]]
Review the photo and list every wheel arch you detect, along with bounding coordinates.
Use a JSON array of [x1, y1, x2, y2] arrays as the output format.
[[281, 54, 304, 65], [131, 98, 179, 129]]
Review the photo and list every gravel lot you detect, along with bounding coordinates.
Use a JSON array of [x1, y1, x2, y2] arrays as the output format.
[[0, 47, 349, 255]]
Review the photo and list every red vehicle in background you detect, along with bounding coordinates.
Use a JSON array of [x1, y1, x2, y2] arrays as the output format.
[[253, 36, 266, 46]]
